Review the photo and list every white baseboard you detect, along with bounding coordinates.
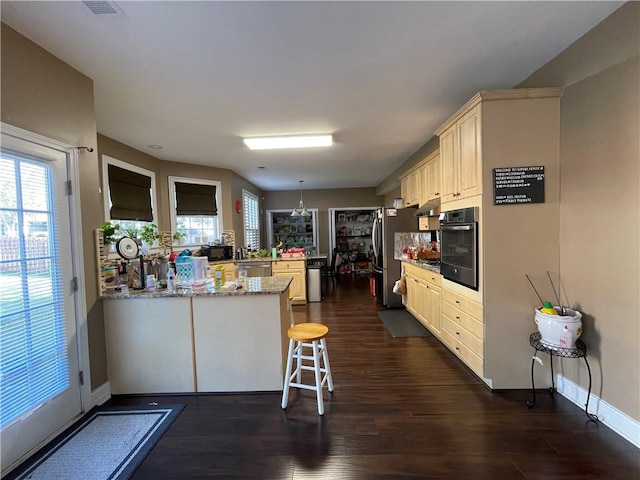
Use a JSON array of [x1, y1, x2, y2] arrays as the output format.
[[557, 374, 640, 448], [90, 381, 111, 408]]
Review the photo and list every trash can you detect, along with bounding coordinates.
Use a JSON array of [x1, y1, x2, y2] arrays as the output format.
[[307, 267, 322, 302]]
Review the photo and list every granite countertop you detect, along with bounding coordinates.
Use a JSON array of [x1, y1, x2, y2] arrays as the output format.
[[101, 276, 293, 300], [208, 256, 312, 264], [401, 258, 441, 275]]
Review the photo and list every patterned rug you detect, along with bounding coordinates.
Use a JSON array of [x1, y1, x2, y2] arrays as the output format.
[[7, 404, 184, 480]]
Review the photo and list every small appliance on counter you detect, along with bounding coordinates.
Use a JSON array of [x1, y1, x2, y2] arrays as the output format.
[[200, 244, 233, 261]]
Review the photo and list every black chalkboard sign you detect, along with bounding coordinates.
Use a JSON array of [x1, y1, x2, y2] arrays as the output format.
[[493, 166, 545, 205]]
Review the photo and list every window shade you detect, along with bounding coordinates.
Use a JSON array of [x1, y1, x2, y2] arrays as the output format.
[[176, 182, 217, 216], [108, 164, 153, 221]]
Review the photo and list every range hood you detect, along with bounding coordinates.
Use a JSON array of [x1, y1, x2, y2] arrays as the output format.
[[413, 198, 441, 217]]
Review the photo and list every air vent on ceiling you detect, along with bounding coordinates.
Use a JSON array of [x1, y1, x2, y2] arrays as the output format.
[[82, 1, 123, 16]]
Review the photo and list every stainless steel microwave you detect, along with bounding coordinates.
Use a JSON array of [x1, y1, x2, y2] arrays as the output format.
[[201, 245, 233, 261], [440, 207, 479, 290]]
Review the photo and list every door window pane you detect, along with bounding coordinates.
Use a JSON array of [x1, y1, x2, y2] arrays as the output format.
[[0, 155, 68, 428]]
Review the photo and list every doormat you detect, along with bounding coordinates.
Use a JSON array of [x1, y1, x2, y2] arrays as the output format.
[[7, 404, 184, 480], [378, 309, 432, 337]]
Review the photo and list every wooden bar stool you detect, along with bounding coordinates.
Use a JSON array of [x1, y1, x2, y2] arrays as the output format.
[[281, 323, 334, 415]]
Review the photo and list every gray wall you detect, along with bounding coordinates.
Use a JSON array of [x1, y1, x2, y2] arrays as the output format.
[[518, 2, 639, 421], [1, 23, 107, 388], [382, 3, 639, 422]]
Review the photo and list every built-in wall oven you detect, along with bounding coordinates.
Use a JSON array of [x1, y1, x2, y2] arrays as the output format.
[[440, 207, 479, 290]]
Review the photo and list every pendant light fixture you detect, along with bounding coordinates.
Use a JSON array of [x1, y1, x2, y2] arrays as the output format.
[[291, 180, 310, 218]]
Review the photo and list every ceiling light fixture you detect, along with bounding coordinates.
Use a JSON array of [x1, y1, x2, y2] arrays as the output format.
[[291, 180, 310, 218], [243, 134, 332, 150]]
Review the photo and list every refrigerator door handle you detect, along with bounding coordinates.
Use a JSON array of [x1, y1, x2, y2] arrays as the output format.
[[371, 214, 379, 262]]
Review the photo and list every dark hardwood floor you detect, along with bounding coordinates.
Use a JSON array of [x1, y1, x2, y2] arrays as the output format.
[[107, 275, 639, 479]]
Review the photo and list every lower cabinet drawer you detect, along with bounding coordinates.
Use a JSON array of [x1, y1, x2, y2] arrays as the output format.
[[273, 261, 304, 271], [440, 327, 483, 377], [441, 314, 483, 358], [441, 301, 484, 340], [442, 288, 483, 320]]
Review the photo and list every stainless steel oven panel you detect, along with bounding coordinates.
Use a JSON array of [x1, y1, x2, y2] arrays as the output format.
[[440, 208, 478, 290]]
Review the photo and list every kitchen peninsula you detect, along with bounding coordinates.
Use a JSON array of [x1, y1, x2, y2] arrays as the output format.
[[101, 276, 292, 395]]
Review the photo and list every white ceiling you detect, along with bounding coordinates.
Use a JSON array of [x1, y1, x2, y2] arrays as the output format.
[[1, 1, 622, 191]]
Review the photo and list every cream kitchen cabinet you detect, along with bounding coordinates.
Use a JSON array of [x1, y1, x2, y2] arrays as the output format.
[[426, 153, 441, 202], [401, 150, 439, 208], [403, 262, 441, 334], [272, 260, 307, 304], [440, 287, 484, 377], [404, 268, 421, 318], [400, 168, 421, 207], [425, 273, 441, 334], [432, 87, 563, 389], [436, 104, 481, 204]]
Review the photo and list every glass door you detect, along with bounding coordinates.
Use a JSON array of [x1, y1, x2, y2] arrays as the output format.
[[0, 130, 83, 472]]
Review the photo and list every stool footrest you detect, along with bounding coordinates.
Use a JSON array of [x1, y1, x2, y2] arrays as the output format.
[[288, 382, 325, 392]]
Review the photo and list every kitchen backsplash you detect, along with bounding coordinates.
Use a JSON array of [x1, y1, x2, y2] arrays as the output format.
[[394, 231, 440, 260]]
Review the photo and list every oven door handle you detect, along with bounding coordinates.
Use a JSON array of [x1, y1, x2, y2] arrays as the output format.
[[441, 225, 473, 231]]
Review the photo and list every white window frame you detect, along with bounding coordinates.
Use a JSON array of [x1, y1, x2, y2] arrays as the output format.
[[168, 176, 223, 246], [243, 189, 260, 251], [101, 155, 158, 226]]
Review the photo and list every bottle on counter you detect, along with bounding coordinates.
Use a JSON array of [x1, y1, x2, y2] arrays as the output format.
[[166, 268, 176, 293], [213, 265, 226, 287]]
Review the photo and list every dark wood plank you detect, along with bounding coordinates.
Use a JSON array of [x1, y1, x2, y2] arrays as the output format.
[[104, 275, 638, 479]]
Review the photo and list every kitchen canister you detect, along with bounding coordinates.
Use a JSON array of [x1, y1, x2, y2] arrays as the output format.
[[103, 266, 118, 287], [535, 306, 583, 348], [175, 256, 193, 283]]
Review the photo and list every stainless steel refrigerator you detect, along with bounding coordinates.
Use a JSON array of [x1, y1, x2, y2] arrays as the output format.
[[371, 207, 418, 307]]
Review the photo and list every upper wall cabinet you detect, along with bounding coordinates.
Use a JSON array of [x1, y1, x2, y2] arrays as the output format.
[[436, 104, 481, 203], [400, 168, 420, 207], [399, 150, 439, 208], [425, 152, 441, 202]]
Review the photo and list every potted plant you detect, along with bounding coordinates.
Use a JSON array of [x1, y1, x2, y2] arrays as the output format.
[[172, 224, 187, 245], [122, 225, 141, 240], [101, 221, 121, 246], [140, 223, 161, 247]]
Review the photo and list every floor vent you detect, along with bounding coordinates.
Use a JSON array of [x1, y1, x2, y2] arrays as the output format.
[[82, 1, 123, 16]]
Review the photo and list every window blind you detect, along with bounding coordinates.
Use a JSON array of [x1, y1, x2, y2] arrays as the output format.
[[0, 154, 69, 428], [175, 182, 217, 216], [243, 190, 260, 250], [108, 164, 153, 221]]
